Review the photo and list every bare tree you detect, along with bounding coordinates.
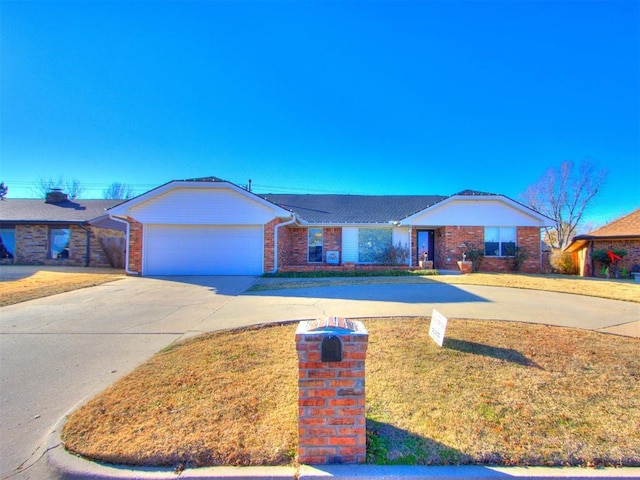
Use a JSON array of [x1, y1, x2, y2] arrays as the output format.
[[33, 177, 85, 199], [103, 182, 136, 200], [65, 179, 85, 199], [521, 159, 607, 249]]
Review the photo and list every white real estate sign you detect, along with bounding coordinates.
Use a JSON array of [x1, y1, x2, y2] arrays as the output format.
[[429, 309, 448, 347]]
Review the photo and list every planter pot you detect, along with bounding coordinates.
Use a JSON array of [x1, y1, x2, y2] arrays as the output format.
[[419, 260, 433, 269], [457, 260, 473, 274]]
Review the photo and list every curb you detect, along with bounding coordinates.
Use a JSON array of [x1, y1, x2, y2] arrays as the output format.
[[46, 417, 640, 480], [298, 465, 640, 479]]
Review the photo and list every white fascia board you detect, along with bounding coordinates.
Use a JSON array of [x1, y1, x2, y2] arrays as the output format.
[[296, 222, 400, 227], [106, 180, 174, 217], [107, 180, 292, 219], [400, 194, 554, 227]]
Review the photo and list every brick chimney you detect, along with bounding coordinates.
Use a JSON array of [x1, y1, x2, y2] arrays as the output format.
[[45, 189, 68, 203]]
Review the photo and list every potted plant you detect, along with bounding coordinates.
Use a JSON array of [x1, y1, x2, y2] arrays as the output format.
[[418, 252, 433, 269], [457, 252, 473, 274]]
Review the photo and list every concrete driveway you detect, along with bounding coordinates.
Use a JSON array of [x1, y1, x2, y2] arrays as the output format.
[[1, 275, 638, 479], [208, 280, 640, 335], [0, 276, 257, 480]]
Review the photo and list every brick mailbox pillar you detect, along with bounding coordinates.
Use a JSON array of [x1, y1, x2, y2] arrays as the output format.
[[295, 317, 369, 465]]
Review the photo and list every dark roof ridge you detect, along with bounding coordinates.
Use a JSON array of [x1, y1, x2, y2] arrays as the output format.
[[453, 189, 499, 196], [182, 176, 228, 183]]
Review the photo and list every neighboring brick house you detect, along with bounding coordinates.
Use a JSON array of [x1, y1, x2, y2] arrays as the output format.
[[565, 208, 640, 277], [0, 190, 125, 268], [107, 177, 552, 276]]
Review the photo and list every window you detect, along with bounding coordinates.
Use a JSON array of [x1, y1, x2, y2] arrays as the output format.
[[0, 226, 15, 259], [485, 227, 516, 257], [358, 228, 392, 263], [50, 227, 70, 259], [308, 228, 323, 263]]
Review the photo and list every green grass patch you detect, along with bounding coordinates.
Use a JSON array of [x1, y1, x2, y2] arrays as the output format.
[[261, 269, 438, 279]]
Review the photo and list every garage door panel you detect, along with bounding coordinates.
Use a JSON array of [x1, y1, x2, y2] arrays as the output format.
[[144, 225, 263, 275]]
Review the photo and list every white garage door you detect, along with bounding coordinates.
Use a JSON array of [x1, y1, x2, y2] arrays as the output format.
[[144, 225, 264, 275]]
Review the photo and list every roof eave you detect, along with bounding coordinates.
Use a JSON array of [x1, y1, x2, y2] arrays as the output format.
[[572, 234, 640, 241], [0, 220, 91, 225], [295, 220, 403, 226], [565, 234, 640, 252], [108, 179, 292, 218]]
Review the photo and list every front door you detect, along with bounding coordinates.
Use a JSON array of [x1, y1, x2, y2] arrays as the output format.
[[417, 230, 434, 264]]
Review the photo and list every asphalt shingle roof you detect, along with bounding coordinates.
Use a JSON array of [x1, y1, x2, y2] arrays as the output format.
[[577, 208, 640, 238], [0, 179, 515, 227], [260, 194, 447, 223], [0, 199, 122, 223]]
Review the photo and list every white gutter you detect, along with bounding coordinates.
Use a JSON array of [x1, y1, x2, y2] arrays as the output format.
[[108, 215, 139, 276], [409, 226, 413, 267], [272, 215, 297, 273]]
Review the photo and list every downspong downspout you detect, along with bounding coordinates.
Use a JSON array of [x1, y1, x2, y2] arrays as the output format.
[[273, 215, 297, 274]]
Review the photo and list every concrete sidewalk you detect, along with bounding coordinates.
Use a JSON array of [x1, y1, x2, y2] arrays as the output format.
[[46, 423, 640, 479]]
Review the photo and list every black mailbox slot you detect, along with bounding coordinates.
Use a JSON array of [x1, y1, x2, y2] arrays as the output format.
[[321, 335, 342, 362]]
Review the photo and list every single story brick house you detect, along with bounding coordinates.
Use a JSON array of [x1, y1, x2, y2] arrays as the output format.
[[106, 177, 552, 276], [0, 190, 125, 267], [565, 208, 640, 277]]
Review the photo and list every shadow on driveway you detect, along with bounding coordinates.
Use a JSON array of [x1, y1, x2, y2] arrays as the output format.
[[244, 281, 489, 304], [142, 275, 259, 296]]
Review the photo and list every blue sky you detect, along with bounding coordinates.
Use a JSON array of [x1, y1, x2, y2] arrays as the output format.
[[2, 0, 639, 228]]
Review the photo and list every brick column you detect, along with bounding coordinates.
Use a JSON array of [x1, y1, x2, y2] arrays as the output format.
[[127, 217, 143, 275], [295, 317, 368, 465]]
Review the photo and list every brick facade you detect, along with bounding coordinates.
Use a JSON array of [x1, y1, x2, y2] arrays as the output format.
[[277, 224, 295, 268], [280, 227, 311, 266], [117, 223, 546, 274], [127, 218, 144, 275], [429, 226, 540, 273], [92, 227, 126, 268], [434, 226, 485, 271], [576, 239, 640, 278], [116, 220, 546, 275], [277, 227, 345, 270], [324, 228, 342, 257], [263, 219, 278, 273], [0, 224, 122, 268], [282, 225, 543, 274]]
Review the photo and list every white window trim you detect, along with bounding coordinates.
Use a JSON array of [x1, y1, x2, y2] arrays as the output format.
[[484, 226, 517, 257]]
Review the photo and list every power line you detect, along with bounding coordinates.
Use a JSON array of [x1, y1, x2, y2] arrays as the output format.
[[2, 179, 374, 196]]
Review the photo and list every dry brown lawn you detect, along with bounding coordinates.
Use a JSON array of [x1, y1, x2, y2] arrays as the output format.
[[0, 269, 125, 306], [62, 318, 640, 469], [431, 273, 639, 304]]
